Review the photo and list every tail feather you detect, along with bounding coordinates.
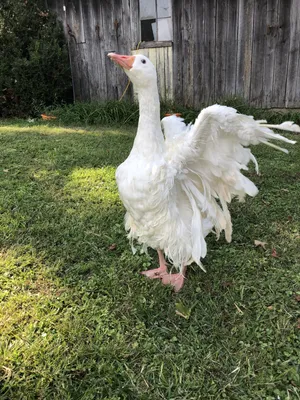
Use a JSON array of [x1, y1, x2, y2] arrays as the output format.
[[257, 121, 297, 153], [260, 121, 300, 133], [260, 140, 290, 154], [262, 130, 297, 145], [250, 153, 259, 173]]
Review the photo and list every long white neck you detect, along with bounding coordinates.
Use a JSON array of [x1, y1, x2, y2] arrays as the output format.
[[130, 82, 165, 157]]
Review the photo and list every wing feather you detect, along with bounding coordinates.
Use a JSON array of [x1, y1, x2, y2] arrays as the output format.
[[162, 105, 297, 265]]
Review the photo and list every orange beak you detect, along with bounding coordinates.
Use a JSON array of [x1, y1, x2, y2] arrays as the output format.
[[108, 53, 135, 70]]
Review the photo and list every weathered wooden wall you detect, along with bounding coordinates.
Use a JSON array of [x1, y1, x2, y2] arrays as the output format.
[[46, 0, 140, 101], [48, 0, 300, 108], [173, 0, 300, 108]]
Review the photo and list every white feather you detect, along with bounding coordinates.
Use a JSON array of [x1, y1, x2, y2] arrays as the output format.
[[112, 56, 297, 272], [260, 121, 300, 133]]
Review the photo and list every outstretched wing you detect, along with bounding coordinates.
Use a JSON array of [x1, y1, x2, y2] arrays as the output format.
[[162, 105, 297, 265]]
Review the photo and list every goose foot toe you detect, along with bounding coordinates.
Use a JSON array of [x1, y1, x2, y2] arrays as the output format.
[[140, 265, 168, 279], [161, 273, 185, 292]]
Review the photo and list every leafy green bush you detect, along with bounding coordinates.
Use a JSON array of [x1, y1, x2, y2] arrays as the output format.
[[50, 101, 140, 126], [50, 100, 185, 126], [0, 0, 72, 117], [49, 98, 300, 127]]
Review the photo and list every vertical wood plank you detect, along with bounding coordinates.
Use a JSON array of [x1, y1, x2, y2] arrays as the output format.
[[172, 0, 183, 104], [225, 0, 239, 97], [90, 0, 106, 100], [242, 0, 256, 102], [103, 0, 119, 100], [263, 0, 279, 108], [250, 0, 267, 107], [285, 0, 300, 107], [215, 0, 228, 100], [65, 0, 86, 101], [236, 0, 244, 97], [166, 46, 173, 101], [81, 0, 98, 102], [76, 0, 90, 101], [160, 48, 165, 99], [205, 0, 216, 104], [181, 0, 194, 106], [129, 0, 140, 50], [270, 0, 291, 107], [193, 0, 203, 106]]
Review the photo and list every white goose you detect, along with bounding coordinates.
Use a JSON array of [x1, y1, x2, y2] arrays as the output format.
[[108, 53, 298, 292]]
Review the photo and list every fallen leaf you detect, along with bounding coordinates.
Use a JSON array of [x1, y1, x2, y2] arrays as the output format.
[[108, 243, 116, 251], [271, 248, 279, 258], [294, 295, 300, 302], [3, 169, 9, 173], [175, 302, 191, 319], [222, 281, 233, 288], [254, 240, 267, 250], [41, 113, 56, 120], [267, 305, 274, 310], [281, 188, 289, 192]]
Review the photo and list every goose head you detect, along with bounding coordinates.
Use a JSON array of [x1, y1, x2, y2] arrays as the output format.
[[108, 53, 157, 90]]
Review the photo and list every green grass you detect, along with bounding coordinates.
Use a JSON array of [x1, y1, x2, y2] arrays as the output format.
[[0, 119, 299, 400]]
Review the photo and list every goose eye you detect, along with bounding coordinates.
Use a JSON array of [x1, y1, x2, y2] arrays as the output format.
[[141, 59, 146, 64]]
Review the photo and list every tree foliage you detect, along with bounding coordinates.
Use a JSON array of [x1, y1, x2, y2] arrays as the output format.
[[0, 0, 72, 117]]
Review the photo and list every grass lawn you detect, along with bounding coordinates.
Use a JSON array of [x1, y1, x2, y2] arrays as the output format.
[[0, 119, 299, 400]]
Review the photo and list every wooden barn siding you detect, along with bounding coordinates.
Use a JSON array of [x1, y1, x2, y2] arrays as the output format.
[[173, 0, 300, 108], [46, 0, 140, 101], [48, 0, 300, 108]]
